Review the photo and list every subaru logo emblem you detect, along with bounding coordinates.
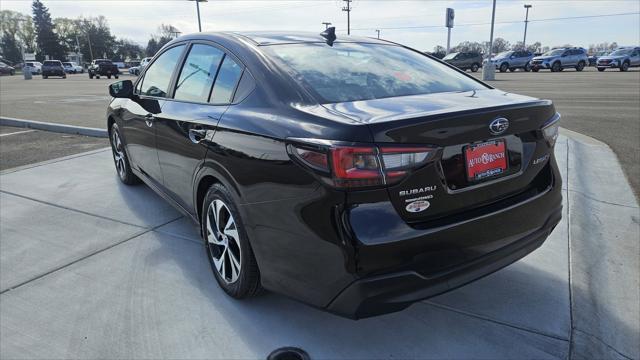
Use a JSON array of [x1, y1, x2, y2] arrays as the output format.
[[489, 118, 509, 135]]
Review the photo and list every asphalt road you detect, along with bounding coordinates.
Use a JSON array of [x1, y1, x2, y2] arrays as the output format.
[[472, 68, 640, 196], [1, 67, 638, 194], [0, 126, 108, 171]]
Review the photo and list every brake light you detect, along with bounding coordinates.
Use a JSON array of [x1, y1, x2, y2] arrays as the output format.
[[289, 143, 436, 189], [542, 113, 561, 147]]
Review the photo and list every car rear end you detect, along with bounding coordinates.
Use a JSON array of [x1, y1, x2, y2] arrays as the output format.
[[264, 41, 563, 318], [42, 61, 64, 76]]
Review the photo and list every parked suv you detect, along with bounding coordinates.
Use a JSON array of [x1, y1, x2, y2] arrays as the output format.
[[88, 59, 120, 79], [62, 61, 84, 73], [442, 52, 483, 72], [588, 50, 610, 66], [24, 61, 42, 75], [596, 47, 640, 72], [106, 31, 562, 319], [530, 47, 588, 72], [492, 50, 534, 72], [41, 60, 66, 79]]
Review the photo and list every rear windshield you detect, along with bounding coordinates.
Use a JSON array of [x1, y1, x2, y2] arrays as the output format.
[[96, 60, 112, 65], [43, 61, 60, 65], [264, 43, 485, 103]]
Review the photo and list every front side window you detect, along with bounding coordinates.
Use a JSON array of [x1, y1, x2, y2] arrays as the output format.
[[174, 44, 224, 103], [264, 43, 486, 103], [140, 45, 185, 98], [210, 56, 243, 104], [442, 52, 458, 60]]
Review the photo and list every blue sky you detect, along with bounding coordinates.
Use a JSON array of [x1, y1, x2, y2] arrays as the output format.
[[2, 0, 639, 50]]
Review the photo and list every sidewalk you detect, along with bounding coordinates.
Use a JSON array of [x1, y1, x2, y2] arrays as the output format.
[[0, 131, 637, 359]]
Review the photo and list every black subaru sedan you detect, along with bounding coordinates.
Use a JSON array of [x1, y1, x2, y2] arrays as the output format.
[[106, 30, 562, 319]]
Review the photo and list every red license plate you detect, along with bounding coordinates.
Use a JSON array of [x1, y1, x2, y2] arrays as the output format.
[[465, 140, 508, 181]]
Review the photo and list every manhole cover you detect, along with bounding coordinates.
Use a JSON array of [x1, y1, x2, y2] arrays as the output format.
[[267, 347, 310, 360]]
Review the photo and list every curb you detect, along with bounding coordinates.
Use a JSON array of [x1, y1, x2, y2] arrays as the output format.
[[561, 130, 640, 360], [0, 117, 107, 138]]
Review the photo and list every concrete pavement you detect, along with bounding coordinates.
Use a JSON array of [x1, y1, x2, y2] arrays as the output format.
[[0, 130, 637, 359]]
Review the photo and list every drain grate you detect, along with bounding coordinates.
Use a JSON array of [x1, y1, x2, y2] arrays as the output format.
[[267, 347, 310, 360]]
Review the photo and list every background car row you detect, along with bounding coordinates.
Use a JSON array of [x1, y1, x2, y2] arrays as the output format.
[[442, 46, 640, 73]]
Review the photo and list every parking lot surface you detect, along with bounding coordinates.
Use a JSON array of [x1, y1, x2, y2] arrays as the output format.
[[0, 126, 108, 171], [2, 68, 638, 195], [1, 132, 638, 359], [472, 68, 640, 197]]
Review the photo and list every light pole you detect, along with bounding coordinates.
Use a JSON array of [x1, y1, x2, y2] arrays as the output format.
[[482, 0, 497, 81], [189, 0, 208, 32], [322, 22, 332, 30], [375, 29, 380, 39], [523, 4, 532, 49]]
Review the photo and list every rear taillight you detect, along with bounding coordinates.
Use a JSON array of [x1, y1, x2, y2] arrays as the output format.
[[288, 142, 436, 189], [542, 113, 561, 147]]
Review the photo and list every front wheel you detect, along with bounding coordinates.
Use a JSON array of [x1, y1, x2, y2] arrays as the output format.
[[42, 75, 48, 79], [524, 63, 531, 72], [551, 62, 561, 72], [114, 75, 119, 79], [470, 63, 479, 72], [532, 68, 539, 72], [499, 63, 509, 73], [598, 68, 606, 72], [89, 73, 94, 79], [202, 184, 262, 299], [620, 62, 630, 72], [107, 74, 112, 79], [575, 61, 585, 72], [109, 123, 141, 185]]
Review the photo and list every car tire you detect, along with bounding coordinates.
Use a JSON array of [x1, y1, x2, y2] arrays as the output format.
[[107, 74, 112, 79], [524, 63, 531, 72], [134, 69, 139, 76], [620, 61, 629, 72], [62, 74, 67, 79], [96, 75, 100, 79], [532, 68, 539, 72], [551, 62, 561, 72], [575, 61, 585, 71], [509, 68, 515, 72], [201, 183, 262, 299], [109, 123, 141, 185], [89, 73, 94, 79], [499, 63, 508, 72], [43, 75, 47, 79], [10, 70, 15, 75], [598, 68, 606, 72], [470, 63, 479, 72], [114, 75, 119, 79]]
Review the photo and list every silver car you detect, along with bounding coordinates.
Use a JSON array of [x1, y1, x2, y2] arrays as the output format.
[[530, 47, 588, 72], [492, 50, 534, 72], [596, 47, 640, 72]]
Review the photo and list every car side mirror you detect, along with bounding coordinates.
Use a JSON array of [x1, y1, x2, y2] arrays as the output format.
[[109, 80, 134, 99]]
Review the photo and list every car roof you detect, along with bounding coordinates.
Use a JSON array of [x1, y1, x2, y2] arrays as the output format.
[[177, 31, 389, 46]]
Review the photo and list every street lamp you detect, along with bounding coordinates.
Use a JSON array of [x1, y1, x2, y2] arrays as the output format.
[[523, 4, 532, 48], [322, 22, 332, 30], [482, 0, 497, 81], [188, 0, 208, 32], [375, 29, 380, 39]]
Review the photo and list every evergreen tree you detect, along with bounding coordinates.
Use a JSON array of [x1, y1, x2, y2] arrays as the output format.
[[31, 0, 65, 60], [1, 32, 23, 64]]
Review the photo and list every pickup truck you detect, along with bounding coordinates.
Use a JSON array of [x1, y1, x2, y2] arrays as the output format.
[[88, 59, 119, 79]]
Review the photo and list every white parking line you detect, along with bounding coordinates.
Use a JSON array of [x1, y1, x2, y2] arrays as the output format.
[[0, 129, 36, 137]]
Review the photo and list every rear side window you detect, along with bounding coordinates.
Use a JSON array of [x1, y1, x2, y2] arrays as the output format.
[[174, 44, 224, 103], [210, 56, 243, 104], [264, 42, 486, 103], [140, 45, 185, 98]]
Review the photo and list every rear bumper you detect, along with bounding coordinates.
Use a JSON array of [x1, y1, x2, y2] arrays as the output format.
[[327, 166, 562, 319], [327, 207, 561, 318]]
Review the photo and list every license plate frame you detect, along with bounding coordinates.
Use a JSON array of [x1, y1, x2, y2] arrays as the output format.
[[464, 139, 508, 182]]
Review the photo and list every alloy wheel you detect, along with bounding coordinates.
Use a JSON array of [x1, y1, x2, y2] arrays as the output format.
[[111, 130, 126, 180], [206, 199, 242, 284]]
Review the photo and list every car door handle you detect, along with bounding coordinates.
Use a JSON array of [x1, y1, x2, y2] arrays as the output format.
[[144, 114, 155, 127], [189, 128, 208, 144]]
